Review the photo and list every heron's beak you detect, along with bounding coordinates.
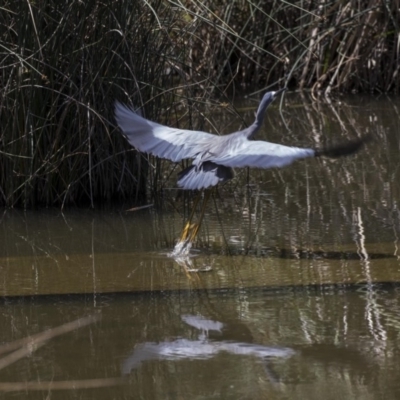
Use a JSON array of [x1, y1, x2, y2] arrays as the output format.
[[273, 87, 287, 98]]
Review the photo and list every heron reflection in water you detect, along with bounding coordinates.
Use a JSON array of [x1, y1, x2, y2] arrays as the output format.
[[115, 88, 369, 255], [122, 314, 294, 378]]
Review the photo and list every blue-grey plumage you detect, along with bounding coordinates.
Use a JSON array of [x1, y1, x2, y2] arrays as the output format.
[[115, 88, 369, 191], [177, 162, 234, 191]]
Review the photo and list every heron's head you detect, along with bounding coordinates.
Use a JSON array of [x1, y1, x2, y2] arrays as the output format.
[[271, 87, 287, 99], [253, 87, 287, 129], [259, 88, 287, 108]]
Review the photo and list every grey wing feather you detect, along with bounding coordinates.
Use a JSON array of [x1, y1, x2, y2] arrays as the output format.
[[177, 162, 234, 190], [115, 102, 215, 162], [210, 140, 315, 169]]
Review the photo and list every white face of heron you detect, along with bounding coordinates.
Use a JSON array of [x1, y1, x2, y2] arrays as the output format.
[[271, 88, 286, 99]]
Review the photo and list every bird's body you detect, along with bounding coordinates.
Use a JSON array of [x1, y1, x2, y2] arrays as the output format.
[[115, 89, 369, 253], [115, 89, 367, 191], [114, 89, 328, 190]]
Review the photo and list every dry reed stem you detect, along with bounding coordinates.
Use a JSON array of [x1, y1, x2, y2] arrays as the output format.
[[1, 0, 398, 208]]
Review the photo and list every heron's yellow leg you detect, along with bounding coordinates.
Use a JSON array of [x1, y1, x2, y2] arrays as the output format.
[[179, 190, 212, 243], [187, 190, 212, 242], [180, 192, 202, 242]]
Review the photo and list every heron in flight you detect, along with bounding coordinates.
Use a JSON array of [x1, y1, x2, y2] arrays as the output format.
[[115, 88, 369, 251]]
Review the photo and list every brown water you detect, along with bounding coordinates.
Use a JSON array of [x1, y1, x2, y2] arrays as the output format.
[[1, 93, 400, 398]]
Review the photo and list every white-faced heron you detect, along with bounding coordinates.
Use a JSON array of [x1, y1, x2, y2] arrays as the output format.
[[115, 88, 369, 248]]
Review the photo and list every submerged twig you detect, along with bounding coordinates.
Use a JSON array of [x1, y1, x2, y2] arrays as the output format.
[[0, 314, 100, 367], [0, 314, 124, 393], [0, 378, 125, 392], [125, 204, 153, 212]]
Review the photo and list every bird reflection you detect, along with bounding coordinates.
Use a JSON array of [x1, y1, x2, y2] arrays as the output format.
[[122, 314, 294, 376]]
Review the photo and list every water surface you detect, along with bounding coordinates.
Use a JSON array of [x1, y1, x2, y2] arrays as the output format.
[[0, 93, 400, 398]]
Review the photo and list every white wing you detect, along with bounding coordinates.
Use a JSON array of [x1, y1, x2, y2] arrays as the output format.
[[115, 102, 215, 162], [211, 139, 315, 169]]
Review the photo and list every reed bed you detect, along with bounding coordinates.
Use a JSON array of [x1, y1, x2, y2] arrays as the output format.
[[0, 0, 398, 208]]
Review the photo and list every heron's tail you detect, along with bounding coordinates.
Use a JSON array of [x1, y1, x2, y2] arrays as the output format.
[[315, 135, 372, 158], [177, 162, 234, 190]]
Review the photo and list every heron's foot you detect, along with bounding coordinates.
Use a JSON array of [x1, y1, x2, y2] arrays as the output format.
[[170, 222, 200, 258], [170, 239, 191, 258]]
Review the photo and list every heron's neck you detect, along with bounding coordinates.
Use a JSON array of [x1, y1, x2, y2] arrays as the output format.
[[254, 95, 274, 128]]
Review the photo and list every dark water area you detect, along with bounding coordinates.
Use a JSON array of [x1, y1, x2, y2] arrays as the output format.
[[0, 93, 400, 398]]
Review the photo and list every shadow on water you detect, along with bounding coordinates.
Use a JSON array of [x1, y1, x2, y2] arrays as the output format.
[[1, 93, 400, 398]]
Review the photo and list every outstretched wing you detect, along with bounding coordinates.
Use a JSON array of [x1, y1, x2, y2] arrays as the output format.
[[115, 102, 215, 162], [210, 140, 315, 169], [209, 135, 370, 169]]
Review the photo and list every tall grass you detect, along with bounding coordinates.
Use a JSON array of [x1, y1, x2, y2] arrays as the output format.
[[0, 1, 163, 207], [171, 0, 400, 94], [0, 0, 398, 208]]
